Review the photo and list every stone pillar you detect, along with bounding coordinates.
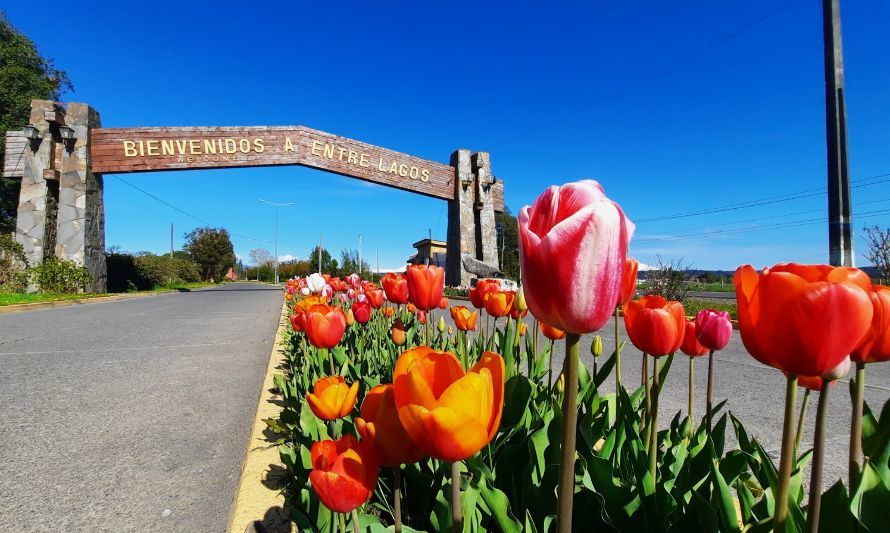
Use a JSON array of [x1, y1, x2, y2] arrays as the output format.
[[57, 102, 106, 292], [15, 100, 58, 270], [472, 152, 499, 268], [446, 149, 477, 287]]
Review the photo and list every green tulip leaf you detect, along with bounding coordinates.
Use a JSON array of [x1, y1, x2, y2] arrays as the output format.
[[502, 375, 533, 428]]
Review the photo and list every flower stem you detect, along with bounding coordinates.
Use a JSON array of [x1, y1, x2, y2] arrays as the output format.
[[850, 362, 865, 489], [339, 512, 347, 532], [642, 353, 650, 450], [615, 306, 622, 389], [648, 355, 660, 480], [326, 349, 335, 375], [351, 509, 361, 533], [806, 380, 830, 533], [548, 339, 555, 391], [794, 388, 811, 455], [706, 349, 715, 432], [451, 461, 462, 532], [393, 466, 403, 533], [774, 374, 798, 533], [687, 356, 695, 438], [557, 332, 581, 533]]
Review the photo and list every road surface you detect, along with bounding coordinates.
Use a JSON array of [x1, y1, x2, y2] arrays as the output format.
[[0, 283, 283, 532]]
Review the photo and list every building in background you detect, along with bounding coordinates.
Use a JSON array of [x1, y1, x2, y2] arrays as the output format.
[[406, 238, 446, 268]]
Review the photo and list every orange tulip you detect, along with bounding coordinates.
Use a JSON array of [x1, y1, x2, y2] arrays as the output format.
[[469, 279, 500, 309], [623, 295, 685, 356], [309, 434, 379, 513], [680, 320, 708, 357], [391, 318, 407, 346], [484, 290, 515, 318], [382, 273, 409, 305], [304, 304, 347, 349], [306, 376, 360, 421], [406, 303, 416, 314], [539, 321, 566, 340], [851, 285, 890, 364], [450, 306, 478, 331], [617, 258, 639, 306], [406, 264, 444, 311], [383, 306, 395, 318], [355, 384, 424, 466], [734, 263, 873, 376], [392, 346, 504, 461]]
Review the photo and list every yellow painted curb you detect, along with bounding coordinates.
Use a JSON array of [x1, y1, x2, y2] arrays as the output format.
[[227, 300, 296, 533]]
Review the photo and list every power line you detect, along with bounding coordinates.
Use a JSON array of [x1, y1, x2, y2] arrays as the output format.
[[108, 174, 305, 250], [635, 172, 890, 223], [491, 2, 798, 147]]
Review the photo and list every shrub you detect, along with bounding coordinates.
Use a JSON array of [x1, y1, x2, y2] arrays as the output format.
[[0, 233, 28, 291], [29, 258, 90, 293], [107, 252, 203, 292]]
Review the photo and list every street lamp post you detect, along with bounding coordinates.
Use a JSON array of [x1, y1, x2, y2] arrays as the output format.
[[258, 199, 295, 284]]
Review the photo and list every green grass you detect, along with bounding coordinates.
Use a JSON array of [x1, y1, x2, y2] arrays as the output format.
[[0, 281, 218, 307], [682, 297, 737, 320]]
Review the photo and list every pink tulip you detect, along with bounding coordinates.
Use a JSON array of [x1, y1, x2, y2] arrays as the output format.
[[322, 284, 333, 298], [695, 309, 732, 351], [338, 293, 349, 304], [347, 273, 361, 289], [518, 180, 634, 334]]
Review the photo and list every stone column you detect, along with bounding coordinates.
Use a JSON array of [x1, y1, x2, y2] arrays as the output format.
[[15, 100, 57, 270], [57, 102, 106, 292], [472, 152, 499, 268], [445, 149, 477, 287]]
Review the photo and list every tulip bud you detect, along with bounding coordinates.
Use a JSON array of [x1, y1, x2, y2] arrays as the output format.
[[447, 326, 454, 336], [591, 335, 603, 358], [345, 308, 356, 327], [437, 316, 446, 333], [515, 289, 528, 313], [519, 322, 528, 336], [391, 318, 406, 346], [417, 310, 427, 325], [556, 373, 565, 394]]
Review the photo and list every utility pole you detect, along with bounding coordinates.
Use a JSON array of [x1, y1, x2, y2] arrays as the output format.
[[318, 236, 323, 274], [358, 234, 362, 275], [824, 0, 854, 267], [376, 251, 379, 277], [258, 199, 295, 284], [170, 223, 174, 259]]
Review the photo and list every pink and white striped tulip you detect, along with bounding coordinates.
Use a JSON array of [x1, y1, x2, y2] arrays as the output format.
[[518, 180, 634, 334]]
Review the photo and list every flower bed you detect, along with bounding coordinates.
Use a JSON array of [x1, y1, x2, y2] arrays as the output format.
[[261, 181, 890, 532]]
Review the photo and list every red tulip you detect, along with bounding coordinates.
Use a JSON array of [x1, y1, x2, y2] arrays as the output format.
[[438, 297, 449, 309], [469, 279, 500, 309], [309, 435, 379, 513], [406, 264, 444, 311], [289, 313, 305, 333], [367, 289, 385, 309], [623, 295, 685, 356], [734, 263, 873, 376], [695, 309, 733, 351], [680, 320, 708, 357], [617, 258, 639, 306], [381, 273, 409, 305], [851, 285, 890, 364], [352, 300, 372, 324], [304, 304, 347, 349], [416, 310, 427, 325], [519, 180, 634, 334], [793, 357, 851, 390], [355, 384, 424, 466]]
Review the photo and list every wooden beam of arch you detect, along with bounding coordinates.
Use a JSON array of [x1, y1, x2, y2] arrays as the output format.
[[90, 125, 504, 211]]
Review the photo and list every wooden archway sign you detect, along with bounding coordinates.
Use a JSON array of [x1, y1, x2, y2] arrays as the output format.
[[4, 100, 504, 291]]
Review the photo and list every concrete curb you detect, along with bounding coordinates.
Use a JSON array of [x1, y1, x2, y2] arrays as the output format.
[[227, 300, 295, 533]]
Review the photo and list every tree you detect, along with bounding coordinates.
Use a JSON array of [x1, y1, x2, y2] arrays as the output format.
[[249, 248, 274, 266], [496, 208, 520, 281], [864, 225, 890, 280], [643, 255, 692, 302], [308, 245, 338, 274], [0, 14, 73, 234], [338, 248, 370, 277], [183, 227, 236, 282]]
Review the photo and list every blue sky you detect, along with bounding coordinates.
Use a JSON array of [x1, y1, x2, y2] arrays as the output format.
[[5, 1, 889, 270]]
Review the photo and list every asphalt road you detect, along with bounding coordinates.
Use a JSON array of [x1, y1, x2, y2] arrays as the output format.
[[437, 307, 890, 492], [0, 283, 283, 532], [686, 290, 736, 301]]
